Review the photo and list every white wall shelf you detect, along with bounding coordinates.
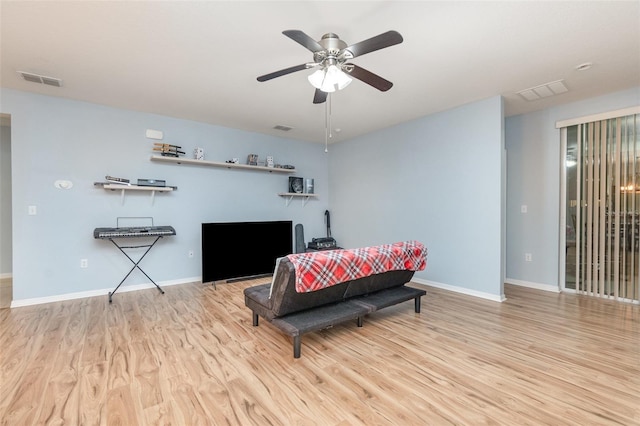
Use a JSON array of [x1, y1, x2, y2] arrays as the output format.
[[278, 192, 317, 206], [150, 155, 296, 174], [95, 182, 175, 205]]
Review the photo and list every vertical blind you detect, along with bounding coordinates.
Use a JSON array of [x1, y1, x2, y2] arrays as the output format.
[[569, 113, 640, 302]]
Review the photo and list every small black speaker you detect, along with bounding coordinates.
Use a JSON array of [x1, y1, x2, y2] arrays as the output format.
[[295, 223, 305, 253]]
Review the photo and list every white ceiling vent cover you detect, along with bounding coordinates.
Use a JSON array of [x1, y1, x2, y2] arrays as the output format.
[[17, 71, 63, 87], [518, 79, 568, 101]]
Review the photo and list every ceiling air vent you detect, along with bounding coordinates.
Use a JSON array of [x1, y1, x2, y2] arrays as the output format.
[[17, 71, 63, 87], [273, 124, 293, 132], [517, 79, 567, 101]]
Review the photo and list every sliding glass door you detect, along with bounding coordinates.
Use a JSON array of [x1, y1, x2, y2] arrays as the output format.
[[563, 113, 640, 303]]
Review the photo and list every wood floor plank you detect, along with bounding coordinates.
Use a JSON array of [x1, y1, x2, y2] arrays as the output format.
[[1, 280, 638, 425], [106, 385, 141, 425], [166, 376, 214, 425], [33, 348, 82, 425], [78, 362, 108, 426]]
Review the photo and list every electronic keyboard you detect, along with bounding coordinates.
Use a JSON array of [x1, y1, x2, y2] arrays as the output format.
[[93, 226, 176, 239]]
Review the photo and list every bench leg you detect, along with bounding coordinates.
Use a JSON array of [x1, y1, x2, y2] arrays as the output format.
[[252, 312, 259, 326], [414, 296, 422, 313], [293, 336, 301, 358], [357, 316, 363, 327]]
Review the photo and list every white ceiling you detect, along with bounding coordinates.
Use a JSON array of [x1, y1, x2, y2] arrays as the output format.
[[1, 1, 639, 144]]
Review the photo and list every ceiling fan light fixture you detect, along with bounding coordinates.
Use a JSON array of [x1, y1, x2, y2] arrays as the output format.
[[308, 69, 325, 89], [335, 68, 352, 90], [320, 70, 338, 93], [308, 65, 352, 93]]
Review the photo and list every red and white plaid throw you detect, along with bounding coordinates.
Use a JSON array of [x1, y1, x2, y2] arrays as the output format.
[[287, 240, 427, 293]]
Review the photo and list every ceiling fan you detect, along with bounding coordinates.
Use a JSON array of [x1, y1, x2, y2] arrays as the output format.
[[257, 30, 403, 104]]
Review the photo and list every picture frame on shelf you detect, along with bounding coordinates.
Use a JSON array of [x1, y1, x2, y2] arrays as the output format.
[[289, 177, 304, 193]]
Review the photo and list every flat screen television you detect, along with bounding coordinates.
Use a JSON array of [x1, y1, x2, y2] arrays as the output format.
[[202, 220, 293, 283]]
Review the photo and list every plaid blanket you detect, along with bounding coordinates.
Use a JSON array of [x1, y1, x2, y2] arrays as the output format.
[[287, 240, 427, 293]]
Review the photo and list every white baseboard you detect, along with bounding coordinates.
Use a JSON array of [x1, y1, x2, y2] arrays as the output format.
[[6, 276, 559, 308], [505, 278, 561, 293], [10, 276, 202, 308], [411, 278, 506, 302]]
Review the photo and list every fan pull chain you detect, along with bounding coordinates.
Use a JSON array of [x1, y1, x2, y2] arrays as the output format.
[[329, 94, 332, 140], [324, 94, 330, 152], [324, 94, 334, 153]]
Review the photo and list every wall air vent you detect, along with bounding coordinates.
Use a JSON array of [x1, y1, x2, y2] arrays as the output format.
[[273, 124, 293, 132], [17, 71, 63, 87], [517, 79, 567, 101]]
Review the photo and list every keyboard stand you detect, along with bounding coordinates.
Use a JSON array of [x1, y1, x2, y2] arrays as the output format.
[[107, 236, 165, 303]]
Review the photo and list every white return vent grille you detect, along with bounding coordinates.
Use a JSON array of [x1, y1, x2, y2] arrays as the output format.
[[17, 71, 63, 87], [517, 79, 567, 101]]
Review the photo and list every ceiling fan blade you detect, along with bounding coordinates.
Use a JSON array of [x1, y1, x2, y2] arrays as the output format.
[[343, 30, 403, 58], [313, 89, 328, 104], [283, 30, 324, 52], [345, 64, 393, 91], [257, 64, 309, 82]]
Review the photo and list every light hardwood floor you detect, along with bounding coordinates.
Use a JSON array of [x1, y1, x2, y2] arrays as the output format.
[[1, 280, 638, 425], [0, 277, 11, 309]]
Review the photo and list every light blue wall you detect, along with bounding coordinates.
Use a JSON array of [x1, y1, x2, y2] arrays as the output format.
[[8, 83, 635, 303], [505, 86, 640, 287], [0, 124, 11, 275], [328, 96, 505, 298], [2, 89, 329, 301]]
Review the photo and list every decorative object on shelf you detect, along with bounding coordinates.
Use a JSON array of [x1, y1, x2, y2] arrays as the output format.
[[105, 175, 131, 185], [289, 176, 304, 193], [266, 156, 274, 168], [232, 157, 239, 164], [279, 164, 295, 170], [194, 147, 204, 160], [137, 178, 166, 187], [153, 143, 185, 157], [305, 178, 314, 194], [247, 154, 258, 165]]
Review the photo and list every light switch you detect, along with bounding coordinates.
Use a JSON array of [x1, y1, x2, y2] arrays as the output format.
[[521, 205, 528, 213], [28, 205, 37, 215]]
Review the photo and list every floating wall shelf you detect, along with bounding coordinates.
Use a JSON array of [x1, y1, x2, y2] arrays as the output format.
[[278, 192, 317, 206], [95, 182, 175, 205], [150, 155, 296, 174]]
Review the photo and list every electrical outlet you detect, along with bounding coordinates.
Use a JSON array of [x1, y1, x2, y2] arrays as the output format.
[[80, 259, 88, 268], [525, 253, 532, 262], [188, 250, 194, 258]]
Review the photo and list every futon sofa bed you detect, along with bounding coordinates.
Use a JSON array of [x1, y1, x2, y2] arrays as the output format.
[[244, 240, 427, 358]]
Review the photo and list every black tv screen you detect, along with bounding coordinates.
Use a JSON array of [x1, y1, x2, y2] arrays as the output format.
[[202, 220, 293, 282]]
